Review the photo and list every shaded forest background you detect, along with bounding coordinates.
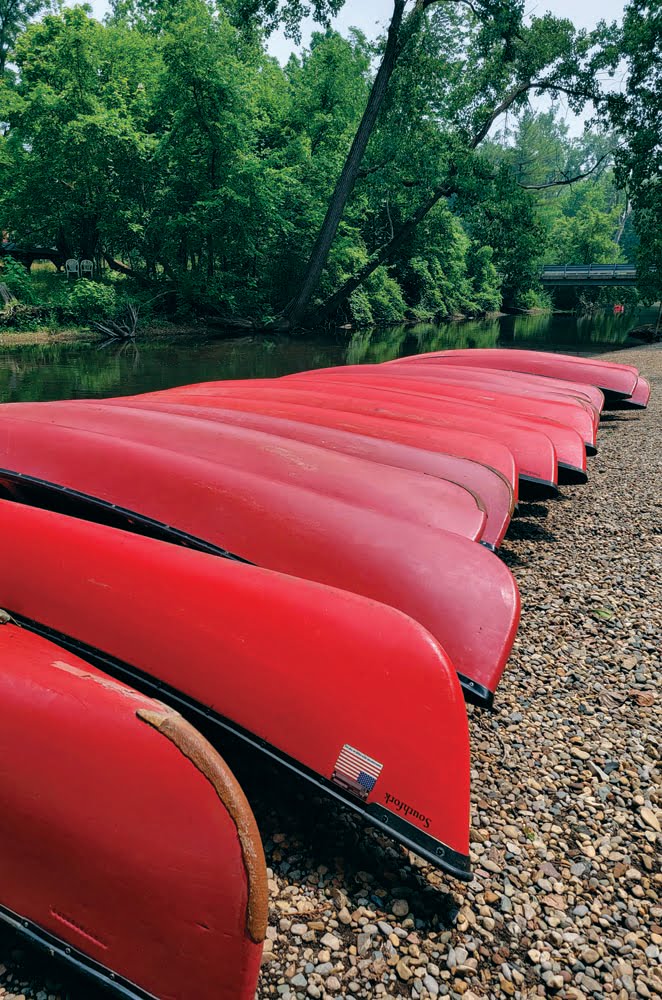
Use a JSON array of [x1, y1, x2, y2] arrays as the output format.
[[0, 0, 659, 330]]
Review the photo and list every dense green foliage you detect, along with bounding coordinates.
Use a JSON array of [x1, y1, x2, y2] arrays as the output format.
[[0, 0, 657, 330], [594, 0, 661, 300], [478, 113, 633, 306], [0, 0, 52, 75]]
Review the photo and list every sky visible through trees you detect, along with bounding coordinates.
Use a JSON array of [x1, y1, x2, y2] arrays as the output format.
[[87, 0, 628, 134]]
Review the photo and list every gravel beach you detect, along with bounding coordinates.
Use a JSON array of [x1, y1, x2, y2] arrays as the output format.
[[0, 344, 659, 1000]]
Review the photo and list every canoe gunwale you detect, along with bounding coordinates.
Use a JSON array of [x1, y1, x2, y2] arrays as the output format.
[[518, 476, 558, 501], [0, 901, 158, 1000], [11, 611, 473, 882], [0, 468, 252, 565], [557, 463, 589, 486], [456, 673, 494, 709], [0, 468, 495, 710]]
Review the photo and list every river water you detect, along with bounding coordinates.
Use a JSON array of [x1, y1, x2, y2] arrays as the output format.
[[0, 308, 656, 403]]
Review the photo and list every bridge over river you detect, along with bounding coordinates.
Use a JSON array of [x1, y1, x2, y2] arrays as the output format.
[[541, 264, 638, 286]]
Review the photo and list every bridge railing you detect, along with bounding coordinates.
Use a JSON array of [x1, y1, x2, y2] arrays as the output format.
[[541, 263, 638, 282]]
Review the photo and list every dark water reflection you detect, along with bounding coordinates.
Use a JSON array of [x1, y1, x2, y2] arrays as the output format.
[[0, 307, 655, 404]]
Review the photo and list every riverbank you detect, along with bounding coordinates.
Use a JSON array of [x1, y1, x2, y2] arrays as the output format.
[[0, 344, 659, 1000], [0, 328, 95, 346], [0, 322, 216, 347], [0, 314, 508, 347], [0, 306, 655, 353]]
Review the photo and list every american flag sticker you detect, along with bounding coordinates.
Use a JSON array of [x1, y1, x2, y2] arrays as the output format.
[[331, 744, 383, 801]]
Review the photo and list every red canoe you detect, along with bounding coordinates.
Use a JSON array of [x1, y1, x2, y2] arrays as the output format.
[[0, 403, 520, 704], [0, 400, 486, 542], [385, 359, 606, 413], [138, 389, 520, 503], [287, 367, 598, 452], [154, 380, 559, 498], [275, 376, 587, 481], [389, 349, 640, 404], [613, 375, 651, 409], [0, 500, 473, 875], [109, 397, 514, 548], [359, 364, 600, 442], [0, 622, 267, 1000]]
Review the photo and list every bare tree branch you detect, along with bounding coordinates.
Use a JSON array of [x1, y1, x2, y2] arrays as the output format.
[[470, 83, 531, 147], [357, 161, 390, 180], [519, 150, 613, 189]]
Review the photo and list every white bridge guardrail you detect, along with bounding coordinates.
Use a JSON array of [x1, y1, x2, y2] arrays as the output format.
[[541, 264, 638, 283]]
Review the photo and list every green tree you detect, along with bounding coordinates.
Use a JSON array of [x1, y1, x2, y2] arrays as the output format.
[[0, 0, 53, 76], [225, 0, 344, 39], [110, 0, 344, 39], [595, 0, 661, 299], [313, 10, 601, 324], [462, 165, 546, 305], [279, 0, 528, 328], [0, 6, 157, 261], [481, 108, 628, 287], [549, 198, 623, 264], [0, 0, 630, 328]]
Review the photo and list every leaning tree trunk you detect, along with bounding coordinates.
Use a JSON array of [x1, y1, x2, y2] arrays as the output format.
[[310, 184, 453, 325], [279, 0, 409, 330], [312, 83, 535, 323]]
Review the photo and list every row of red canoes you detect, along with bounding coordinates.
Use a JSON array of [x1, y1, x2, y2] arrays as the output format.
[[0, 348, 650, 999]]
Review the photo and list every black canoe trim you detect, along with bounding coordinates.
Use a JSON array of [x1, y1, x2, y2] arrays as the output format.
[[606, 397, 647, 411], [457, 673, 494, 710], [0, 903, 157, 1000], [518, 475, 558, 501], [557, 463, 588, 486], [0, 468, 251, 565], [585, 443, 598, 457], [10, 613, 473, 882], [0, 467, 491, 711], [599, 388, 634, 408]]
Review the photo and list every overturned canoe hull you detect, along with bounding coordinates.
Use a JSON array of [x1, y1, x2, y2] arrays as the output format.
[[609, 375, 651, 410], [106, 397, 514, 547], [285, 370, 594, 465], [0, 399, 486, 540], [384, 360, 606, 413], [0, 500, 473, 874], [151, 380, 558, 498], [320, 364, 600, 446], [133, 389, 520, 502], [0, 402, 520, 701], [0, 622, 267, 1000], [389, 348, 640, 404]]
